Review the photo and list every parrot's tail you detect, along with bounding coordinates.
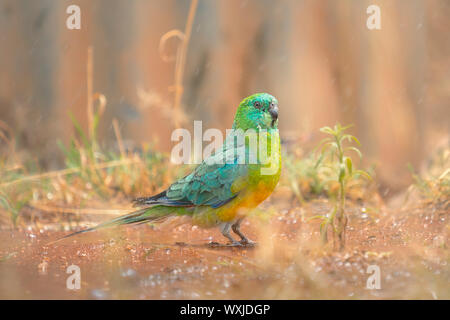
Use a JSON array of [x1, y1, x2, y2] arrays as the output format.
[[49, 206, 173, 244]]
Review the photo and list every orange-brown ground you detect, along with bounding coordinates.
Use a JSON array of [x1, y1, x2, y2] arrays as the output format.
[[0, 196, 448, 299]]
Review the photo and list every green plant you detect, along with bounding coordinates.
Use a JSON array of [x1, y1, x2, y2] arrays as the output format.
[[283, 151, 328, 203], [0, 134, 40, 226], [310, 124, 371, 250], [0, 48, 177, 227], [407, 163, 449, 204], [56, 108, 108, 197]]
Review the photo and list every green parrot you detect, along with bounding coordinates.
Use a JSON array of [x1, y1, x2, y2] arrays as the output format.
[[60, 93, 281, 247]]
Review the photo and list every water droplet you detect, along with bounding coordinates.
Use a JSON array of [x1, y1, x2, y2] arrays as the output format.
[[90, 289, 108, 300], [120, 268, 137, 278]]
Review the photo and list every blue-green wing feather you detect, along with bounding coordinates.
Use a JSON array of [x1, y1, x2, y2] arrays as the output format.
[[166, 144, 248, 207], [134, 142, 249, 209]]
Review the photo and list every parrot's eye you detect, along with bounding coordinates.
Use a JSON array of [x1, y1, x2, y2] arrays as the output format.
[[253, 101, 262, 109]]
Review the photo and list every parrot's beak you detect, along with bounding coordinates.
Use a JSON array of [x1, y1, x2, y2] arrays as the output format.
[[269, 104, 278, 127]]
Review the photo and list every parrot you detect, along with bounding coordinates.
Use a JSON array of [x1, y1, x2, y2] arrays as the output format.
[[59, 93, 281, 247]]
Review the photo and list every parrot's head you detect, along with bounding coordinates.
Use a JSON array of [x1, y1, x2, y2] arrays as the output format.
[[232, 93, 279, 131]]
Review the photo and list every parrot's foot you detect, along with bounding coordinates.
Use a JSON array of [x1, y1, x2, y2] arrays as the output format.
[[231, 219, 256, 247], [227, 240, 245, 247], [217, 222, 256, 248], [239, 238, 256, 247], [208, 241, 243, 248]]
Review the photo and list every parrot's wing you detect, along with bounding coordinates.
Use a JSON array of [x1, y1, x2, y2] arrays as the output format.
[[134, 143, 250, 208]]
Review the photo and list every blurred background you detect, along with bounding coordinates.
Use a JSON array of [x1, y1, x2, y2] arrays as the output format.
[[0, 0, 448, 193]]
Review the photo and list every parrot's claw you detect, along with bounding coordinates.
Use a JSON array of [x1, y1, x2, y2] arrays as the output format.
[[240, 238, 256, 247], [208, 240, 255, 248], [208, 241, 221, 247], [228, 240, 245, 247], [208, 241, 243, 248]]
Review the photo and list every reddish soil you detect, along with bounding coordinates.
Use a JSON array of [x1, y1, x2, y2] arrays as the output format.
[[0, 198, 448, 299]]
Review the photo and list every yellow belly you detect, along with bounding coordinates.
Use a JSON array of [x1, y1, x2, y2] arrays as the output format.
[[216, 133, 282, 222], [192, 130, 281, 226]]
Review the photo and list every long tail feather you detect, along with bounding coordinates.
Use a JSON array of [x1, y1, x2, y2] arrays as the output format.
[[49, 206, 171, 244]]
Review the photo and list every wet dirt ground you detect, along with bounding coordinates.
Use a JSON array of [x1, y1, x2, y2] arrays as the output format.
[[0, 198, 448, 299]]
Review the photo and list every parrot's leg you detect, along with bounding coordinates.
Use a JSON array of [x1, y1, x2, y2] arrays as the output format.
[[231, 219, 255, 246], [219, 222, 243, 247]]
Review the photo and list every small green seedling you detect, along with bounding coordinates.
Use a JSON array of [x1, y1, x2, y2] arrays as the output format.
[[406, 164, 449, 204], [310, 124, 371, 251]]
